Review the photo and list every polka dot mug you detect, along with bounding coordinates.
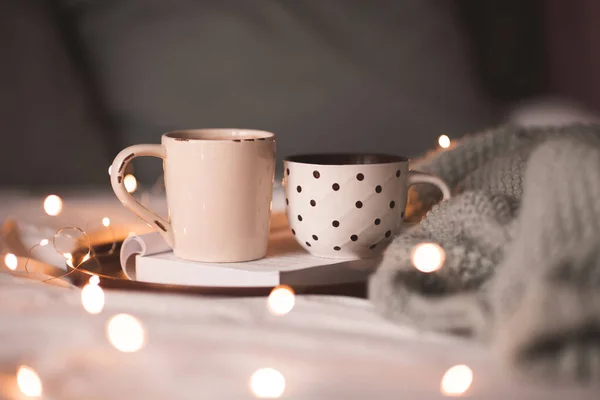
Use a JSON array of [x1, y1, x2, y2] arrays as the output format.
[[283, 153, 450, 259]]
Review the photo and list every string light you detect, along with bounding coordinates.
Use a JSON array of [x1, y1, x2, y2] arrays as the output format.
[[441, 364, 473, 396], [250, 368, 285, 399], [89, 275, 100, 285], [411, 243, 445, 273], [267, 285, 295, 316], [17, 365, 42, 398], [81, 282, 105, 314], [43, 194, 63, 216], [124, 174, 138, 193], [39, 239, 49, 247], [4, 253, 18, 270], [438, 135, 451, 149], [106, 314, 145, 353], [102, 217, 111, 227]]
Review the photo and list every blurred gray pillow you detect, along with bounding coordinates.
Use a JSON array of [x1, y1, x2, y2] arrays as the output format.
[[72, 0, 496, 182], [0, 0, 111, 188]]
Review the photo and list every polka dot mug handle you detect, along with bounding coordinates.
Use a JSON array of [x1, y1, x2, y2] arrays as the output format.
[[110, 144, 174, 248], [407, 170, 451, 200]]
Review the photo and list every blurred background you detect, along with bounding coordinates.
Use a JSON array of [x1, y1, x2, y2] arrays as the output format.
[[2, 0, 599, 190]]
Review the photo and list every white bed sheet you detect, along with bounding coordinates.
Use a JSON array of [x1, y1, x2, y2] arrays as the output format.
[[0, 190, 596, 399]]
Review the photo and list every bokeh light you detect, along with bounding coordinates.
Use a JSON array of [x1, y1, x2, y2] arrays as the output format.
[[124, 174, 138, 193], [106, 314, 145, 352], [4, 253, 18, 270], [43, 194, 63, 216], [102, 217, 111, 227], [411, 243, 445, 273], [441, 364, 473, 396], [89, 275, 100, 285], [250, 368, 285, 399], [267, 285, 295, 316], [39, 239, 49, 247], [438, 135, 451, 149], [81, 283, 105, 314], [17, 365, 42, 398]]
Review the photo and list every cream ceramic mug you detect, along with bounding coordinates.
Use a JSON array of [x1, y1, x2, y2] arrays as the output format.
[[110, 129, 276, 262]]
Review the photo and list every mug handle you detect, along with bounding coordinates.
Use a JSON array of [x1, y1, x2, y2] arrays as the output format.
[[110, 144, 174, 247], [407, 170, 451, 201]]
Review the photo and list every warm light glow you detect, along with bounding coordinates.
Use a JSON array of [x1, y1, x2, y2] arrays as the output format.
[[441, 364, 473, 396], [438, 135, 451, 149], [17, 365, 42, 398], [267, 285, 295, 316], [39, 239, 49, 247], [107, 314, 145, 352], [89, 275, 100, 285], [43, 194, 63, 216], [81, 283, 105, 314], [4, 253, 18, 270], [81, 253, 91, 263], [250, 368, 286, 399], [102, 217, 111, 227], [64, 253, 74, 268], [411, 243, 445, 273], [124, 174, 138, 193]]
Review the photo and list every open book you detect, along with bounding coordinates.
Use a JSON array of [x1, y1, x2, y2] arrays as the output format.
[[120, 213, 379, 288]]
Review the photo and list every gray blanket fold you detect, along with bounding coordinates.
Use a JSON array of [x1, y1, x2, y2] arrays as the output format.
[[368, 124, 600, 383]]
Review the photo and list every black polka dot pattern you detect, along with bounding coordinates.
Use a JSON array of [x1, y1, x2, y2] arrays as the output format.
[[369, 244, 377, 250], [286, 168, 290, 176], [291, 229, 296, 235], [385, 230, 391, 238], [313, 170, 320, 179], [356, 173, 364, 181], [334, 246, 341, 251], [296, 185, 302, 193], [355, 201, 363, 209], [306, 241, 311, 247], [285, 198, 289, 205], [401, 211, 405, 218], [312, 235, 318, 240], [374, 218, 381, 225], [332, 220, 339, 227], [310, 199, 316, 207], [298, 215, 303, 221], [350, 234, 358, 242], [375, 185, 382, 193], [332, 183, 340, 191], [390, 201, 395, 209], [396, 170, 401, 177]]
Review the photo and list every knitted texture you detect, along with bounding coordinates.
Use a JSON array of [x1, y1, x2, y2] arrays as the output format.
[[368, 124, 600, 383]]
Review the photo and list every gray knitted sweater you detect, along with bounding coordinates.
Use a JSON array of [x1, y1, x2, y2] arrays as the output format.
[[368, 124, 600, 384]]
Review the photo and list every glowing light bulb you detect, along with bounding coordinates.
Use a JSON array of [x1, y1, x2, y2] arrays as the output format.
[[89, 275, 100, 285], [43, 194, 63, 216], [441, 364, 473, 396], [250, 368, 285, 399], [39, 239, 49, 247], [17, 365, 42, 398], [4, 253, 18, 270], [267, 285, 295, 315], [124, 174, 138, 193], [106, 314, 145, 352], [102, 217, 111, 227], [411, 243, 445, 273], [81, 283, 105, 314], [438, 135, 451, 149]]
